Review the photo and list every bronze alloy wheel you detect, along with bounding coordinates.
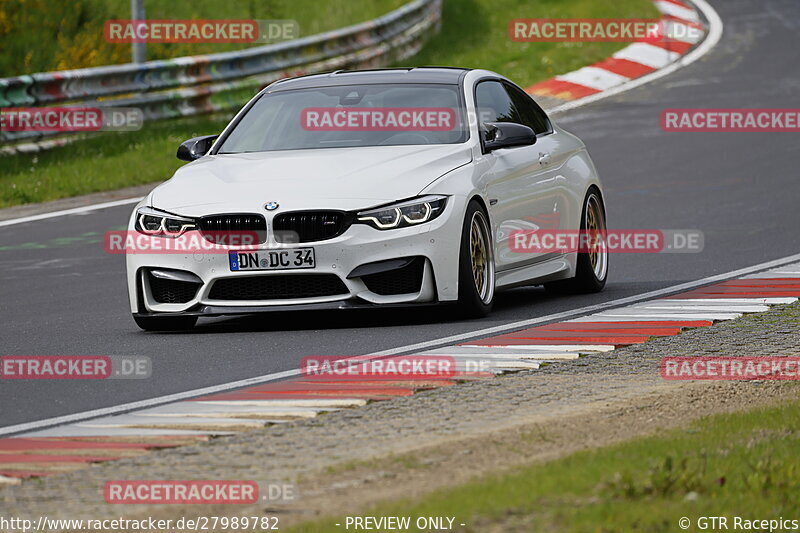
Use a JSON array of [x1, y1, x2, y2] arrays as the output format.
[[585, 193, 608, 281], [469, 210, 495, 304]]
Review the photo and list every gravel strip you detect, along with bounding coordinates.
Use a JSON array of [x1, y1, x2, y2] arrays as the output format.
[[1, 302, 798, 527]]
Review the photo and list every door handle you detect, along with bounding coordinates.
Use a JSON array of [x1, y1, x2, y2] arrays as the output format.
[[538, 152, 551, 165]]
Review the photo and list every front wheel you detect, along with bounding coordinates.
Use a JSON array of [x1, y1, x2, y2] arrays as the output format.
[[457, 200, 495, 318], [133, 315, 197, 331], [545, 188, 608, 294]]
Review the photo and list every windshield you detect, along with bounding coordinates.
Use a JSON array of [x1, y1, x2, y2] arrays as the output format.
[[216, 83, 467, 153]]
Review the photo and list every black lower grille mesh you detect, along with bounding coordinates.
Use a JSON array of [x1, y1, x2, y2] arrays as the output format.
[[148, 273, 200, 304], [208, 274, 348, 300], [361, 258, 425, 295]]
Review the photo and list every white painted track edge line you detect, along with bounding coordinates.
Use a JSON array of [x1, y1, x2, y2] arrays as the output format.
[[462, 344, 616, 352], [370, 252, 800, 356], [0, 4, 721, 228], [0, 1, 756, 439], [2, 251, 800, 437], [0, 197, 142, 228], [0, 368, 300, 437], [549, 0, 723, 115]]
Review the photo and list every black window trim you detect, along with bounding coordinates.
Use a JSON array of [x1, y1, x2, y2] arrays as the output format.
[[472, 77, 554, 155], [500, 80, 554, 137]]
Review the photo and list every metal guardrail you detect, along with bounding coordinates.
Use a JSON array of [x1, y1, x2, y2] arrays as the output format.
[[0, 0, 441, 147]]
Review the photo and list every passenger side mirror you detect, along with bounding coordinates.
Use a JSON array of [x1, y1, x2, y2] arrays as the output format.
[[483, 122, 536, 152], [177, 135, 219, 161]]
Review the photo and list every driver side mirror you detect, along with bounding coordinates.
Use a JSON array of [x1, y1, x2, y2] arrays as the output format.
[[177, 135, 219, 162], [483, 122, 536, 152]]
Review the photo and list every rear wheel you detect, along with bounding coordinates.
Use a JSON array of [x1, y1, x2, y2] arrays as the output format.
[[133, 315, 197, 331], [545, 188, 608, 294], [457, 200, 495, 317]]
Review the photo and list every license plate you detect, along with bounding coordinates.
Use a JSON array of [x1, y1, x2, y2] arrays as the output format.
[[229, 248, 315, 271]]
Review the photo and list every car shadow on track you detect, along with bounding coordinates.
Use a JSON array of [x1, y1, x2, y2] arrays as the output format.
[[139, 281, 672, 335], [171, 286, 561, 334]]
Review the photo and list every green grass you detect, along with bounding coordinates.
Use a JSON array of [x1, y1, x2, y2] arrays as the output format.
[[0, 0, 657, 207], [0, 114, 232, 207], [287, 394, 800, 532], [0, 0, 407, 75], [412, 0, 658, 88]]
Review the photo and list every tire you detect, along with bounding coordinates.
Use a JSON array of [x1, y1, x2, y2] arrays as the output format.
[[545, 188, 608, 294], [133, 315, 197, 331], [457, 200, 495, 318]]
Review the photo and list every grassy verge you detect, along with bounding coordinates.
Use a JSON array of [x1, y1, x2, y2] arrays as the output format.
[[0, 0, 407, 74], [0, 115, 232, 207], [288, 393, 800, 532], [411, 0, 659, 88], [0, 0, 658, 208]]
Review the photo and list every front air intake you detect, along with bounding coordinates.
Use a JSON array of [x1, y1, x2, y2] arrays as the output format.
[[208, 274, 349, 300], [272, 211, 351, 243], [147, 272, 200, 303], [360, 257, 425, 295], [198, 213, 267, 244]]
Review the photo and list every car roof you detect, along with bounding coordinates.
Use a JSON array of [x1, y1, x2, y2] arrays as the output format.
[[266, 67, 471, 92]]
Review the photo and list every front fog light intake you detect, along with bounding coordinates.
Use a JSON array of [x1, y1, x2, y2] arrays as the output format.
[[145, 269, 202, 304], [135, 207, 196, 238], [349, 257, 426, 295], [356, 195, 447, 230]]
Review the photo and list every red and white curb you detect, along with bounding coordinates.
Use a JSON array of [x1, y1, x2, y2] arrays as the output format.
[[2, 260, 799, 484], [528, 0, 707, 102], [0, 0, 728, 485], [0, 1, 723, 231]]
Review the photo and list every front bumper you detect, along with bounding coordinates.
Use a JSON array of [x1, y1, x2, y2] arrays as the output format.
[[126, 201, 465, 315], [132, 299, 443, 319]]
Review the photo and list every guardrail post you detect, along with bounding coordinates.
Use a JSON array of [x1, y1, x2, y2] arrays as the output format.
[[0, 0, 443, 149], [131, 0, 147, 64]]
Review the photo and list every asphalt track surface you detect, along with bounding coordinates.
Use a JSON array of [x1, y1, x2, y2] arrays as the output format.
[[1, 0, 798, 428]]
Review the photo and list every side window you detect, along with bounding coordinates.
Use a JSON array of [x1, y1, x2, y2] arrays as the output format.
[[475, 80, 552, 136], [505, 83, 552, 135], [475, 80, 519, 127]]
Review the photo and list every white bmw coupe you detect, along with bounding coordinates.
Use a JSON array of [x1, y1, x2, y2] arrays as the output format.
[[126, 67, 607, 330]]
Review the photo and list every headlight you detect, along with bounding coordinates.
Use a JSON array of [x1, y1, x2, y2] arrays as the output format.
[[356, 195, 448, 230], [135, 207, 196, 238]]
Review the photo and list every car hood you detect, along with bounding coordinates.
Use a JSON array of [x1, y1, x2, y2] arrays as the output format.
[[150, 144, 472, 216]]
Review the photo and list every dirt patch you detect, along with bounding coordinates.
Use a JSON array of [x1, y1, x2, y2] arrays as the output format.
[[273, 380, 798, 527], [2, 304, 799, 532]]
